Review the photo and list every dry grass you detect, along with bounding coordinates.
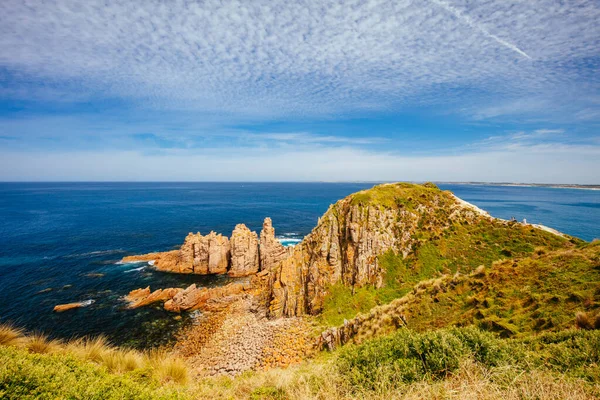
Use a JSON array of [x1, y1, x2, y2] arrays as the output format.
[[576, 311, 600, 330], [0, 323, 189, 385], [0, 324, 26, 347], [25, 333, 63, 354], [99, 349, 145, 373], [396, 361, 598, 400], [65, 335, 112, 362], [187, 357, 599, 400], [149, 349, 190, 385]]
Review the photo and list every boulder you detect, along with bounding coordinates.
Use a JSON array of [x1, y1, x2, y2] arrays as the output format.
[[162, 281, 252, 312], [124, 286, 182, 308], [53, 300, 94, 312]]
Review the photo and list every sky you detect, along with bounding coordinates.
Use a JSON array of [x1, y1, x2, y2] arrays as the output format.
[[0, 0, 599, 183]]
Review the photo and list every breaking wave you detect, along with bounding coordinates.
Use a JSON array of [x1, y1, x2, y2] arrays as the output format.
[[124, 266, 146, 273], [277, 238, 302, 247]]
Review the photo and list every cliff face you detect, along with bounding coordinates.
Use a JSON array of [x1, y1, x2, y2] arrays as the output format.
[[180, 231, 230, 274], [229, 224, 260, 277], [259, 218, 289, 271], [264, 183, 472, 317]]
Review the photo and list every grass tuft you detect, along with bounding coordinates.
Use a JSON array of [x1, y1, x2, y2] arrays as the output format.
[[25, 333, 62, 354], [0, 324, 25, 347], [149, 349, 190, 385]]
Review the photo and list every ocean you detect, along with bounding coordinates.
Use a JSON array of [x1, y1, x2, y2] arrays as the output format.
[[0, 182, 598, 347]]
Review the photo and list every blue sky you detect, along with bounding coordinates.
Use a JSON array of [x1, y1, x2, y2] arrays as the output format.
[[0, 0, 599, 182]]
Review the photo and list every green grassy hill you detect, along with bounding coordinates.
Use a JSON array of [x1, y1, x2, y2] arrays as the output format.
[[320, 182, 580, 327]]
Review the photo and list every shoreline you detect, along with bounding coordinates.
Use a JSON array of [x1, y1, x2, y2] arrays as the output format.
[[438, 182, 600, 190]]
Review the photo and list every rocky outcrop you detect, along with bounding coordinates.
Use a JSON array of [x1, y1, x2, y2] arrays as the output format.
[[163, 281, 253, 313], [264, 202, 412, 317], [124, 287, 183, 309], [263, 183, 489, 318], [176, 231, 230, 274], [259, 218, 289, 271], [122, 218, 286, 277], [229, 224, 260, 277], [123, 183, 521, 322]]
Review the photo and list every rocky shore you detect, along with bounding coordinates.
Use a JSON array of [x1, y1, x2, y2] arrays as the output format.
[[118, 182, 574, 376], [122, 217, 291, 277]]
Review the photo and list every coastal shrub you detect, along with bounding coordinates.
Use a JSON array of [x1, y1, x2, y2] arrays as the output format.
[[337, 329, 469, 389], [519, 330, 600, 376], [0, 346, 183, 400], [336, 327, 600, 393], [447, 326, 512, 366]]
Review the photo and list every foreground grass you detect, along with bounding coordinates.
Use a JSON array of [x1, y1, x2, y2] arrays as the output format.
[[171, 327, 600, 399], [0, 325, 190, 398], [0, 346, 187, 400], [2, 324, 599, 399]]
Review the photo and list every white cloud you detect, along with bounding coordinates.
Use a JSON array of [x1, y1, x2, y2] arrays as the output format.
[[0, 0, 598, 119], [466, 128, 581, 153], [1, 144, 598, 183]]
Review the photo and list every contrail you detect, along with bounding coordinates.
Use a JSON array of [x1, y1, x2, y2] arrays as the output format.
[[431, 0, 532, 59]]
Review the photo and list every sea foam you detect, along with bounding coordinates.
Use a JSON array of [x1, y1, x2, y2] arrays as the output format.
[[124, 266, 146, 273], [277, 238, 302, 247]]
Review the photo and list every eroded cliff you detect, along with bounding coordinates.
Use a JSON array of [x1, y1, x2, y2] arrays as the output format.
[[262, 182, 493, 317], [124, 182, 572, 320], [122, 218, 288, 277]]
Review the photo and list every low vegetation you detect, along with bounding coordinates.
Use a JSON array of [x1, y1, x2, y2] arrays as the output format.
[[0, 325, 190, 400], [2, 323, 599, 399], [337, 327, 600, 392], [405, 241, 600, 337]]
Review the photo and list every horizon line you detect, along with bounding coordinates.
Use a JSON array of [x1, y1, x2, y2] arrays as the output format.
[[0, 181, 598, 186]]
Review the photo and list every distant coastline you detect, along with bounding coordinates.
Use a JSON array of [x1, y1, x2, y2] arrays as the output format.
[[437, 182, 600, 190]]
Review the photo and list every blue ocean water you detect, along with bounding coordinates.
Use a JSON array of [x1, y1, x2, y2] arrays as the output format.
[[0, 182, 598, 346]]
